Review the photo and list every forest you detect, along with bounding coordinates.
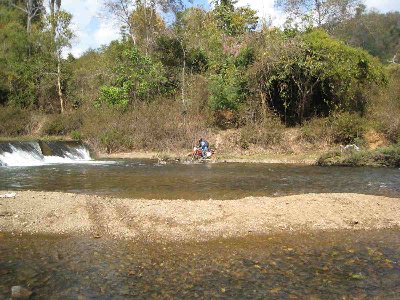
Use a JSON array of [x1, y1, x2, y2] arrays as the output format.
[[0, 0, 399, 158]]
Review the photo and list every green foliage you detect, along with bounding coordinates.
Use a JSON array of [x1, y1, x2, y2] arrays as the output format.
[[331, 112, 366, 144], [100, 129, 126, 154], [70, 130, 82, 141], [235, 46, 255, 68], [0, 4, 74, 111], [213, 0, 258, 36], [332, 11, 400, 63], [99, 86, 129, 107], [98, 44, 169, 107], [187, 48, 208, 73], [251, 29, 386, 124], [209, 62, 247, 111]]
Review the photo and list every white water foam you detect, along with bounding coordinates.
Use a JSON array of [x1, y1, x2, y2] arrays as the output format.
[[0, 143, 94, 167]]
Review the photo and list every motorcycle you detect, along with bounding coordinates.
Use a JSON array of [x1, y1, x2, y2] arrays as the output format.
[[192, 147, 214, 160]]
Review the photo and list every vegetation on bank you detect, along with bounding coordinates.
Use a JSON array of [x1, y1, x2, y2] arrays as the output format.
[[318, 145, 400, 167], [0, 1, 399, 158]]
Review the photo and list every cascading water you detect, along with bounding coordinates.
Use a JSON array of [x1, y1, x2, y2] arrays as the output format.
[[0, 141, 92, 167]]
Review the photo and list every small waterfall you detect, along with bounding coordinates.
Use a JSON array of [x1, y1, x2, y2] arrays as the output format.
[[0, 141, 92, 167]]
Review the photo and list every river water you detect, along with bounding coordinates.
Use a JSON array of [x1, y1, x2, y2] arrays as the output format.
[[1, 159, 400, 199], [0, 229, 399, 299], [1, 154, 400, 298]]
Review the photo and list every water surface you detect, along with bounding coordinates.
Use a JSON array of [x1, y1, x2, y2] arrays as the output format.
[[0, 229, 398, 299], [1, 160, 399, 199]]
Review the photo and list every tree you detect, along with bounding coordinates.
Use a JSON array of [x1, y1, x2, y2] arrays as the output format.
[[212, 0, 258, 36], [332, 11, 400, 63], [276, 0, 362, 28], [250, 29, 385, 124], [98, 42, 169, 107], [129, 3, 166, 54], [52, 10, 73, 113], [7, 0, 45, 34], [102, 0, 185, 45]]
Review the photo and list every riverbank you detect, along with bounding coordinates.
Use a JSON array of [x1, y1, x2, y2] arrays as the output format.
[[318, 145, 400, 167], [1, 191, 399, 241], [98, 151, 321, 165]]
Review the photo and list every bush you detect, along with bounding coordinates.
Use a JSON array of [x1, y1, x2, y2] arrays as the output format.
[[99, 129, 127, 154], [70, 130, 82, 141], [367, 65, 400, 143], [300, 118, 333, 144], [41, 112, 83, 136], [318, 145, 400, 167], [250, 29, 385, 125], [80, 100, 208, 153], [0, 106, 32, 136], [239, 118, 284, 149], [331, 112, 367, 144]]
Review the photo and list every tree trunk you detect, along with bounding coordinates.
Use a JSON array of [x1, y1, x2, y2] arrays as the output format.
[[50, 0, 55, 33], [26, 0, 33, 34], [259, 89, 267, 120], [26, 15, 32, 33], [57, 52, 64, 113], [181, 45, 186, 106], [315, 0, 322, 26]]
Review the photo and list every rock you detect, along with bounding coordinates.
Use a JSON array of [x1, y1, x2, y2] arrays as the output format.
[[0, 192, 17, 198], [11, 286, 32, 299]]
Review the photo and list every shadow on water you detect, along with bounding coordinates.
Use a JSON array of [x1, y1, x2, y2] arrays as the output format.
[[0, 229, 399, 299], [1, 160, 400, 199]]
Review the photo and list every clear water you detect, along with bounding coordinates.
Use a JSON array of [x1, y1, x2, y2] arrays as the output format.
[[0, 159, 399, 199], [0, 229, 399, 299]]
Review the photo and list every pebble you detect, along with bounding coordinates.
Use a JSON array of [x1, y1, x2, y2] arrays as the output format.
[[11, 286, 32, 299]]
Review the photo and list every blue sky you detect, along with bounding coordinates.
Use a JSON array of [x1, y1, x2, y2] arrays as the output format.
[[62, 0, 400, 57]]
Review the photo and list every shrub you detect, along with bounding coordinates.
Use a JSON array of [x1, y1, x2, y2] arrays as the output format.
[[70, 130, 82, 141], [98, 86, 129, 107], [367, 65, 400, 143], [0, 106, 32, 136], [250, 29, 385, 125], [100, 129, 126, 154], [80, 100, 208, 153], [239, 118, 284, 149], [209, 68, 246, 112], [41, 112, 83, 136], [300, 118, 333, 144], [331, 112, 367, 144], [318, 145, 400, 167]]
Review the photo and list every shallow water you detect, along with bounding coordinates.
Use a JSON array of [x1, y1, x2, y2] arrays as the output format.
[[0, 229, 399, 299], [1, 160, 399, 199]]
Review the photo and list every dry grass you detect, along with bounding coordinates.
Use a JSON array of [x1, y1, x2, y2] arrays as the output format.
[[79, 100, 209, 153]]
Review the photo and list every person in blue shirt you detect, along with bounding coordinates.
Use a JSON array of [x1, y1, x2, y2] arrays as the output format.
[[198, 138, 209, 158]]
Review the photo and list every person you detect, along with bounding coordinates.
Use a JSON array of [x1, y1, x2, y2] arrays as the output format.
[[198, 138, 209, 158]]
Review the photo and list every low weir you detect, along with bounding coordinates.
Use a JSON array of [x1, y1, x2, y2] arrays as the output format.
[[0, 141, 92, 167]]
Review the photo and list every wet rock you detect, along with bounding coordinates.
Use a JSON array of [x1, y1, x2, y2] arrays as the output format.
[[11, 286, 32, 299]]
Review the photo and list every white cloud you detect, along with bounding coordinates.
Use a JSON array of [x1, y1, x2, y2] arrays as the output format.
[[95, 21, 120, 47], [62, 0, 120, 57], [364, 0, 400, 12], [236, 0, 286, 26]]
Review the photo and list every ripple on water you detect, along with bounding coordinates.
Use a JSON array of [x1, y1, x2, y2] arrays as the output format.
[[0, 229, 399, 299]]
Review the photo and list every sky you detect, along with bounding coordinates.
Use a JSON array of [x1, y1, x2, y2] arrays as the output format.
[[62, 0, 400, 57]]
